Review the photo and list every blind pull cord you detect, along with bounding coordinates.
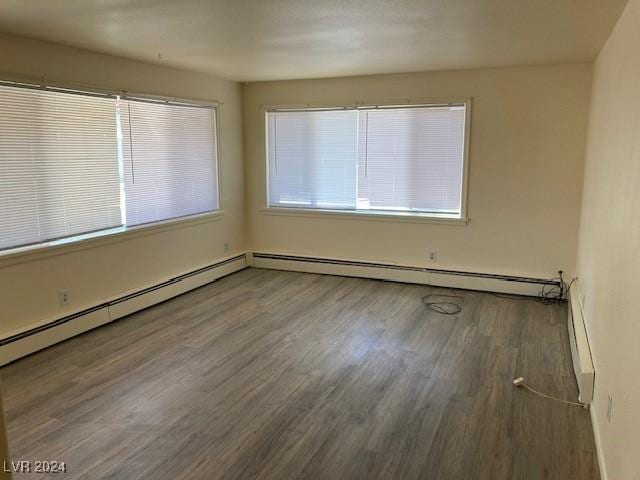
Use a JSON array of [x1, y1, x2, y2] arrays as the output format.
[[274, 114, 278, 176], [364, 111, 369, 177], [127, 103, 135, 184]]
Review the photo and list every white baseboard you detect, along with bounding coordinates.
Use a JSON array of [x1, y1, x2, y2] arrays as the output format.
[[252, 252, 551, 296], [0, 308, 111, 366], [0, 251, 554, 366], [591, 405, 608, 480], [109, 254, 247, 321], [0, 253, 247, 366], [567, 284, 595, 404]]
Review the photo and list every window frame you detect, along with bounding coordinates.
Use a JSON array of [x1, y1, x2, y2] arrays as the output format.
[[263, 97, 471, 224], [0, 76, 223, 259]]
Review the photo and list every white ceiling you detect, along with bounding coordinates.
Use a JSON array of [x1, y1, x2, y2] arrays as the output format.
[[0, 0, 628, 82]]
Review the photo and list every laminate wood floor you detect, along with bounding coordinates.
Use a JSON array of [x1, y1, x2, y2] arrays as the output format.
[[1, 268, 599, 479]]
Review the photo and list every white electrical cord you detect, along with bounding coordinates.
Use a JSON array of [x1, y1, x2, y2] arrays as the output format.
[[512, 377, 587, 408]]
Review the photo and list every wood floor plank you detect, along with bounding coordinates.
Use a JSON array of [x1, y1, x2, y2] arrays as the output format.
[[1, 268, 599, 479]]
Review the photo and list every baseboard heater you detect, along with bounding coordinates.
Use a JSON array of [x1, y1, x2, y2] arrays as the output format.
[[0, 253, 247, 366], [252, 252, 557, 296], [567, 284, 595, 404]]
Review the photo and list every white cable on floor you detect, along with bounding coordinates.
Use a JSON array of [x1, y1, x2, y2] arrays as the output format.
[[512, 377, 587, 408]]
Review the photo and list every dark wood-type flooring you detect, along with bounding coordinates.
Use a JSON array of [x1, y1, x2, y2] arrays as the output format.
[[1, 268, 599, 479]]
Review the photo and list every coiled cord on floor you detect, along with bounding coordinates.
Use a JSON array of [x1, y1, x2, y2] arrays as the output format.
[[421, 294, 463, 315]]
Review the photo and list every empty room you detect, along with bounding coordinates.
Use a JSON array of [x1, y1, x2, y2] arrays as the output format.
[[0, 1, 639, 479]]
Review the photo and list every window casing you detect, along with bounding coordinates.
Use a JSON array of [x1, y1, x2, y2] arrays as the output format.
[[266, 101, 470, 219], [0, 81, 219, 253]]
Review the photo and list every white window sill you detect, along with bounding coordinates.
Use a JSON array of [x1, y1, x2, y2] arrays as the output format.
[[0, 210, 224, 266], [260, 207, 468, 225]]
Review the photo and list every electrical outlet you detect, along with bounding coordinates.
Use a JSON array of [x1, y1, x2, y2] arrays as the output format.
[[224, 242, 229, 253], [607, 393, 613, 422], [59, 289, 70, 306], [429, 251, 438, 262]]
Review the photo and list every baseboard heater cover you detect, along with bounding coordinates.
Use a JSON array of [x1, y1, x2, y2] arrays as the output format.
[[252, 252, 557, 296], [567, 284, 595, 404], [0, 253, 247, 366]]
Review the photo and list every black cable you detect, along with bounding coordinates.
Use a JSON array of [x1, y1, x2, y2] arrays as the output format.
[[491, 273, 577, 305], [422, 294, 463, 315], [423, 273, 577, 313]]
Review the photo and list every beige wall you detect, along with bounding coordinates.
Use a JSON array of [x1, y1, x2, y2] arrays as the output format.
[[0, 33, 245, 338], [576, 0, 640, 477], [244, 65, 592, 279]]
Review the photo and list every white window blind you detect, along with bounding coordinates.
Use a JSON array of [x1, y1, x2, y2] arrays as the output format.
[[119, 99, 219, 226], [267, 103, 467, 216], [0, 84, 122, 250], [0, 82, 220, 252], [267, 109, 358, 209], [357, 105, 466, 214]]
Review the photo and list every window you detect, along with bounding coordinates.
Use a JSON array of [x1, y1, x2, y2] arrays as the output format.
[[267, 102, 468, 218], [0, 82, 219, 252], [118, 98, 218, 226]]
